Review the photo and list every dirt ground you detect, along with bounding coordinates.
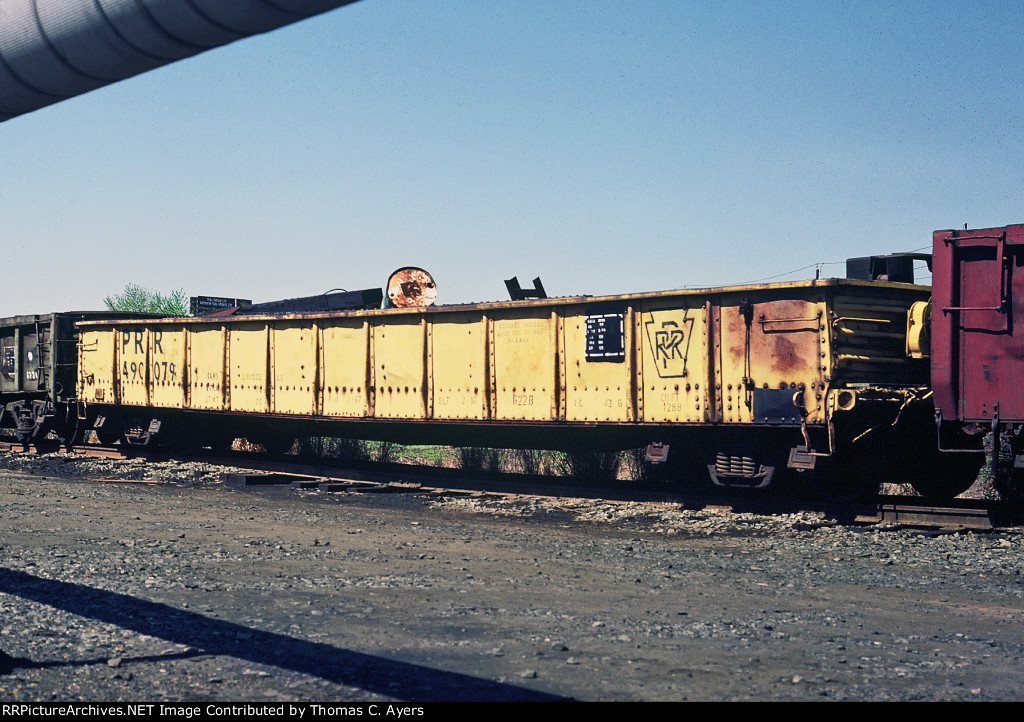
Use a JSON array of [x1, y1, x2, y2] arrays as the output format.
[[1, 460, 1022, 701]]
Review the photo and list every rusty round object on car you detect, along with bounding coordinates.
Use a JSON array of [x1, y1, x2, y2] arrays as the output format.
[[386, 267, 437, 308]]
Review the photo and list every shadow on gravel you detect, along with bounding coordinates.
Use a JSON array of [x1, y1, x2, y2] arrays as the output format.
[[0, 567, 569, 702], [0, 649, 203, 674]]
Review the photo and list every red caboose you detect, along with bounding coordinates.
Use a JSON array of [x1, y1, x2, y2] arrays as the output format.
[[931, 224, 1024, 495]]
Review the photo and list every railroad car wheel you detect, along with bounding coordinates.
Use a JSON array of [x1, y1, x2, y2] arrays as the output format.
[[882, 406, 986, 501], [664, 450, 713, 494], [886, 429, 985, 501], [26, 422, 53, 453], [92, 421, 119, 444], [797, 456, 880, 502], [167, 425, 204, 454], [59, 424, 78, 452], [908, 452, 985, 501], [996, 468, 1024, 503], [51, 407, 79, 451], [172, 427, 235, 454], [94, 422, 121, 446], [257, 436, 295, 455], [206, 432, 236, 453], [641, 440, 712, 494], [796, 433, 884, 502], [994, 435, 1024, 503]]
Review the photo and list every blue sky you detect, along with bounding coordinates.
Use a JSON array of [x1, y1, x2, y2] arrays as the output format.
[[2, 0, 1023, 316]]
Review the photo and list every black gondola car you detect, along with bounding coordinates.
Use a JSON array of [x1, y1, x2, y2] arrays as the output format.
[[0, 312, 160, 447]]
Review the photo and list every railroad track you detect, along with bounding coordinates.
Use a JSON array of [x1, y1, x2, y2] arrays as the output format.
[[867, 497, 1021, 533], [2, 440, 1021, 532]]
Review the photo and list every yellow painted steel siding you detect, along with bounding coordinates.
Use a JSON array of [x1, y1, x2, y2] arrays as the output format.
[[72, 279, 929, 435], [78, 328, 117, 405], [637, 303, 709, 423], [430, 312, 488, 420], [321, 320, 370, 417], [491, 310, 557, 421], [189, 326, 226, 411], [117, 326, 150, 406], [717, 298, 827, 423], [229, 324, 269, 413], [562, 310, 633, 422], [149, 326, 186, 409], [271, 322, 317, 415], [371, 317, 426, 418]]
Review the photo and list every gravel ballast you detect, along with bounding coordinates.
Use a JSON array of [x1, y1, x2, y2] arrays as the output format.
[[0, 451, 1022, 701]]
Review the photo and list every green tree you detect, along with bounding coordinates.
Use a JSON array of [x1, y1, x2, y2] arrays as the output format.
[[103, 284, 189, 316]]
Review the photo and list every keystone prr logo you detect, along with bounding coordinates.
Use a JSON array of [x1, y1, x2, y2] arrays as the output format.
[[644, 311, 690, 378]]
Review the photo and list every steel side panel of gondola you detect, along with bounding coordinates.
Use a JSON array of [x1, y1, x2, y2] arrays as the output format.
[[716, 294, 827, 425], [636, 299, 709, 423], [371, 316, 427, 419], [189, 326, 227, 411], [117, 325, 150, 407], [562, 303, 634, 423], [490, 308, 558, 421], [229, 324, 270, 414], [320, 319, 371, 417], [0, 326, 17, 395], [429, 311, 488, 421], [149, 325, 187, 409], [270, 321, 317, 416], [78, 327, 117, 405], [0, 318, 34, 397]]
